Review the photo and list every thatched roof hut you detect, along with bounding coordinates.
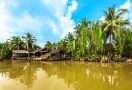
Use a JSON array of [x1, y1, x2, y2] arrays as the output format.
[[12, 50, 28, 54], [30, 48, 48, 57], [49, 50, 65, 59], [12, 50, 29, 59]]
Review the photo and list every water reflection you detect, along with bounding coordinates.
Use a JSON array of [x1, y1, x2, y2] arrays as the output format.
[[0, 60, 37, 89], [0, 60, 132, 90], [40, 61, 132, 90]]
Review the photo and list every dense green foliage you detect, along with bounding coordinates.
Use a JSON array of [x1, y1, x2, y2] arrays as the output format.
[[1, 6, 132, 59], [0, 32, 41, 58], [44, 6, 132, 58]]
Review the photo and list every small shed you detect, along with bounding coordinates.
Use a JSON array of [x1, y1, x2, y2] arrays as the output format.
[[30, 48, 48, 57], [50, 50, 65, 58], [12, 50, 28, 59]]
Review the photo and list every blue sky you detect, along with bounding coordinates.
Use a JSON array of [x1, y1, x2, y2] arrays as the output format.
[[0, 0, 132, 47]]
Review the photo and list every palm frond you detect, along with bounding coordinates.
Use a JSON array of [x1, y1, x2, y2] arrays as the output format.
[[116, 8, 128, 18]]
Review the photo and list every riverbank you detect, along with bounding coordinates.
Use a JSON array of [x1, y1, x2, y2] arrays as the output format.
[[72, 56, 132, 63], [2, 55, 132, 63]]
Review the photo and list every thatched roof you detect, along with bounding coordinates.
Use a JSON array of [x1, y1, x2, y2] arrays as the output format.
[[30, 48, 47, 54], [12, 50, 28, 53]]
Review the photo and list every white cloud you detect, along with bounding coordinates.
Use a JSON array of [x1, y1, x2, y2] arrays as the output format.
[[38, 42, 45, 48], [120, 0, 132, 20], [0, 0, 77, 47], [0, 1, 15, 42], [17, 12, 42, 32], [0, 1, 42, 43], [100, 16, 105, 20], [67, 0, 77, 18], [120, 0, 131, 12], [42, 0, 78, 38], [99, 0, 132, 23], [6, 0, 17, 7], [120, 0, 132, 24], [50, 21, 60, 35], [60, 0, 77, 38]]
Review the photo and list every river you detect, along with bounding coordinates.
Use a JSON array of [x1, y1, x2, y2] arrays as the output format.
[[0, 60, 132, 90]]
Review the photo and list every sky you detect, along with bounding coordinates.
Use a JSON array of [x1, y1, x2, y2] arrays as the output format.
[[0, 0, 132, 47]]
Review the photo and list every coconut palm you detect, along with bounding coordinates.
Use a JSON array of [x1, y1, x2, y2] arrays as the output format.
[[56, 39, 67, 50], [22, 32, 36, 51], [8, 36, 24, 50], [1, 41, 12, 58], [44, 41, 53, 52], [86, 21, 103, 57], [99, 6, 130, 55], [114, 28, 132, 57], [74, 18, 88, 57], [65, 32, 74, 51], [65, 32, 74, 43], [86, 21, 95, 55], [32, 44, 41, 51]]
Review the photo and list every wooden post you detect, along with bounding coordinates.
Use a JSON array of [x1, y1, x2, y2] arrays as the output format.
[[41, 51, 42, 56]]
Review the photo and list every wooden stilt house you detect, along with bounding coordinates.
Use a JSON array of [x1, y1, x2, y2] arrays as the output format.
[[12, 50, 28, 60], [48, 50, 65, 60], [30, 48, 48, 58]]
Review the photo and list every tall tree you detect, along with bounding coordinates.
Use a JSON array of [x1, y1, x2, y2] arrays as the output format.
[[114, 28, 132, 57], [74, 17, 88, 57], [8, 36, 24, 50], [65, 32, 74, 51], [56, 39, 67, 50], [32, 44, 41, 51], [44, 41, 53, 52], [22, 32, 36, 51], [65, 32, 74, 43], [99, 6, 130, 54]]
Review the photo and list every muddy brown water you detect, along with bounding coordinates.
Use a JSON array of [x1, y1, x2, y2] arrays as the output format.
[[0, 60, 132, 90]]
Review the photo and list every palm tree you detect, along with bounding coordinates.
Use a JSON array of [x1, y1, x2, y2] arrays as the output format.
[[74, 17, 88, 57], [87, 21, 95, 56], [86, 21, 103, 57], [44, 41, 53, 52], [65, 32, 74, 51], [22, 32, 36, 51], [115, 28, 132, 57], [0, 41, 12, 58], [65, 32, 74, 43], [56, 39, 67, 50], [99, 6, 130, 55], [32, 44, 41, 51], [8, 36, 24, 50]]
